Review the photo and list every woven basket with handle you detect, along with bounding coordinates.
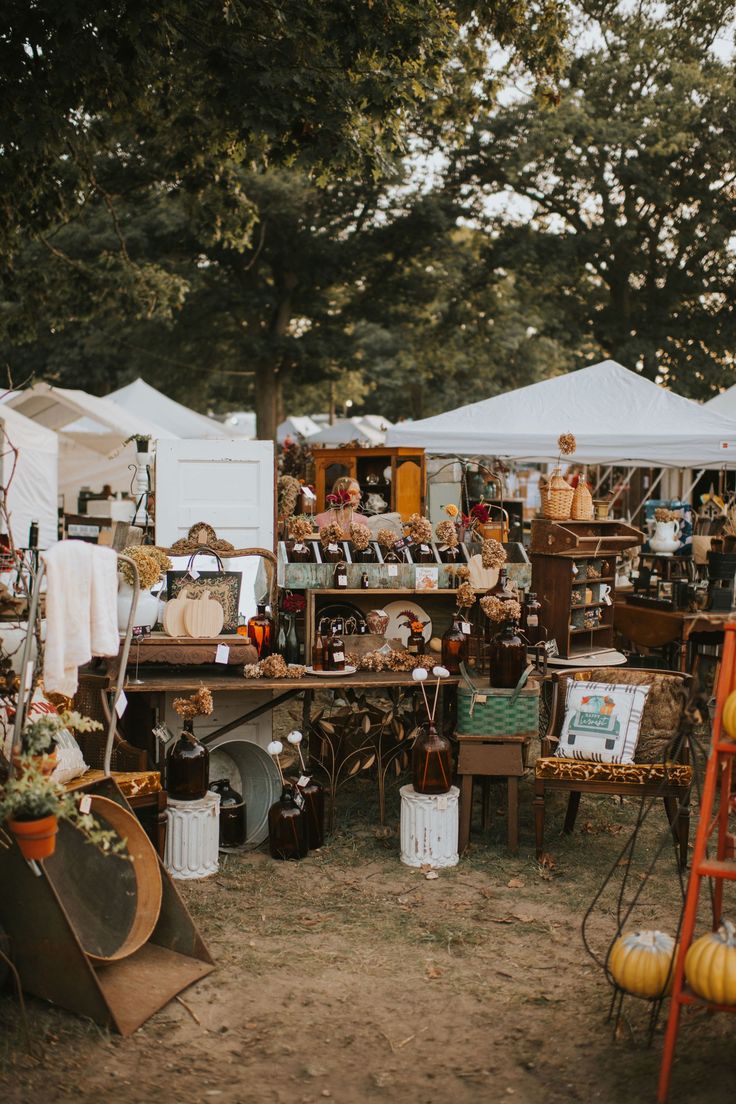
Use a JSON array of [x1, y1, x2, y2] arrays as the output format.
[[542, 469, 574, 520]]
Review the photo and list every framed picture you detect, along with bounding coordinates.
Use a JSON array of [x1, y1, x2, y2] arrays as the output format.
[[415, 566, 439, 591]]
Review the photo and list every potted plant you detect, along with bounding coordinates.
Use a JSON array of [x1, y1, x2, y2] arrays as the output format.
[[12, 708, 103, 777], [0, 758, 125, 862], [118, 545, 172, 631]]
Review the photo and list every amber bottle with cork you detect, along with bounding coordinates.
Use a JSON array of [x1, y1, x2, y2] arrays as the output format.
[[441, 616, 467, 674], [312, 618, 328, 671], [247, 603, 272, 658], [325, 617, 346, 672]]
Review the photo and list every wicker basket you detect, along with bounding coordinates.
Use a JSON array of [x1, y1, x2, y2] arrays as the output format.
[[571, 479, 594, 520], [542, 469, 574, 520]]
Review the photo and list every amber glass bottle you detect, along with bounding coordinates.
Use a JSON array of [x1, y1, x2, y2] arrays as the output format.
[[333, 561, 349, 589], [289, 540, 314, 563], [489, 621, 526, 689], [167, 719, 209, 801], [325, 618, 346, 672], [268, 785, 308, 860], [412, 541, 436, 565], [298, 777, 325, 850], [248, 603, 272, 658], [412, 723, 453, 795], [441, 616, 467, 674], [210, 778, 246, 848]]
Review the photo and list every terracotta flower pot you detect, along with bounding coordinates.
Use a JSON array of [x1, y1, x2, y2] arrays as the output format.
[[11, 749, 58, 778], [8, 814, 59, 861]]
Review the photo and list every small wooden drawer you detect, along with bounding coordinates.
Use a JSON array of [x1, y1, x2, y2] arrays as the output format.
[[457, 740, 528, 777]]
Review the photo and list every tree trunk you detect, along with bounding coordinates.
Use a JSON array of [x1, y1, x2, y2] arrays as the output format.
[[255, 361, 279, 441]]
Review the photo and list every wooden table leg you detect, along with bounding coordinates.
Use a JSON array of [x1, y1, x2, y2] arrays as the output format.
[[459, 774, 473, 853], [507, 775, 519, 853]]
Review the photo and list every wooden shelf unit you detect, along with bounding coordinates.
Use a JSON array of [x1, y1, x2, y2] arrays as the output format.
[[531, 554, 618, 658], [311, 446, 425, 520]]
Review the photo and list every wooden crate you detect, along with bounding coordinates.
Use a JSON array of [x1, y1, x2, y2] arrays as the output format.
[[530, 518, 643, 556]]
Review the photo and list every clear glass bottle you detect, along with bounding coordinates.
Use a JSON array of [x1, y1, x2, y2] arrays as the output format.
[[268, 784, 308, 860], [210, 777, 246, 848], [521, 592, 542, 645], [167, 719, 209, 801], [489, 621, 526, 689], [412, 723, 453, 795], [248, 603, 272, 658], [441, 615, 467, 674], [312, 620, 326, 671]]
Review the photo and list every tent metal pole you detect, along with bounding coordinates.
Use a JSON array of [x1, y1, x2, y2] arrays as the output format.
[[608, 467, 635, 512], [593, 465, 613, 495], [681, 468, 706, 505]]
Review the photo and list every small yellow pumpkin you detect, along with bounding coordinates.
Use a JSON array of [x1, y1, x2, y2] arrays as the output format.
[[721, 690, 736, 741], [609, 929, 677, 997], [685, 919, 736, 1004], [163, 590, 192, 637], [183, 589, 225, 638]]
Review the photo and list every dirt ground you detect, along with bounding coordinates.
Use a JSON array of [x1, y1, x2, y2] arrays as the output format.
[[1, 707, 734, 1104]]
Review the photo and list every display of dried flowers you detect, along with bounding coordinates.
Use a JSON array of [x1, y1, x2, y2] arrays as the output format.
[[319, 521, 344, 548], [448, 563, 470, 584], [349, 522, 372, 551], [288, 515, 313, 543], [326, 489, 353, 509], [377, 528, 399, 549], [357, 649, 434, 673], [456, 581, 476, 611], [244, 655, 306, 679], [443, 504, 459, 519], [281, 591, 306, 615], [435, 519, 458, 548], [173, 686, 214, 719], [119, 545, 171, 590], [278, 474, 302, 519], [481, 538, 507, 570], [405, 513, 432, 545], [480, 594, 522, 623], [558, 432, 576, 458], [399, 609, 429, 637], [654, 507, 680, 523]]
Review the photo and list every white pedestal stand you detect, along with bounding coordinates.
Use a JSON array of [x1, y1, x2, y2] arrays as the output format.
[[400, 784, 460, 868], [164, 791, 221, 880]]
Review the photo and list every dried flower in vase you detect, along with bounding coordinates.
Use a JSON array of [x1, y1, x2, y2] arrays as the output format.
[[558, 432, 576, 457], [443, 503, 459, 519], [326, 489, 353, 509], [288, 515, 313, 542], [173, 686, 214, 719], [450, 564, 470, 583], [481, 538, 507, 570], [319, 521, 344, 548], [654, 507, 679, 523], [435, 519, 458, 548], [456, 581, 476, 610], [406, 513, 432, 545], [278, 475, 302, 519], [377, 527, 399, 549], [480, 594, 522, 623], [119, 545, 169, 589], [281, 591, 306, 614], [349, 522, 372, 551]]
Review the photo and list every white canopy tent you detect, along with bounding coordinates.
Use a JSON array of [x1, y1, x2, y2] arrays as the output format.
[[386, 360, 736, 467], [309, 416, 387, 446], [0, 405, 58, 549], [7, 383, 175, 510], [705, 385, 736, 419], [106, 378, 228, 439]]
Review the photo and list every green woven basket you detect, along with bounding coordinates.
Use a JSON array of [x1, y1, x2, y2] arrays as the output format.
[[456, 667, 539, 737]]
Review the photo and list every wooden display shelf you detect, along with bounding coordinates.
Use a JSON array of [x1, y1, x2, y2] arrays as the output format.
[[312, 446, 426, 520], [530, 518, 643, 556], [122, 669, 459, 694], [531, 550, 618, 660]]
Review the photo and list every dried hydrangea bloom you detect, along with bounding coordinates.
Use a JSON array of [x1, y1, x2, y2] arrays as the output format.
[[456, 581, 476, 609], [558, 432, 576, 456], [435, 519, 458, 547], [288, 515, 313, 542], [319, 521, 344, 547], [173, 685, 214, 718], [654, 507, 678, 523], [349, 522, 372, 551], [481, 538, 507, 569], [278, 474, 302, 517], [243, 663, 263, 679], [480, 594, 521, 623], [377, 528, 398, 548], [406, 513, 432, 544]]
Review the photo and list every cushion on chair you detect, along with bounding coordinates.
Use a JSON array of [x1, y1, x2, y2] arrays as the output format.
[[535, 757, 692, 787], [66, 769, 162, 798], [555, 680, 651, 764], [571, 669, 687, 763], [3, 689, 89, 783]]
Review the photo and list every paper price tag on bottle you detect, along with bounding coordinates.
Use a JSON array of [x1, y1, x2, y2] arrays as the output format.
[[338, 574, 347, 586], [388, 564, 398, 577], [328, 543, 339, 552], [461, 621, 471, 635], [215, 643, 230, 664], [301, 486, 316, 500], [115, 691, 128, 718], [332, 652, 345, 663], [298, 774, 311, 788], [294, 790, 305, 810]]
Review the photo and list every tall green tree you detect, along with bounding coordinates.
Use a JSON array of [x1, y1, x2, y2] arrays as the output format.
[[455, 0, 736, 396]]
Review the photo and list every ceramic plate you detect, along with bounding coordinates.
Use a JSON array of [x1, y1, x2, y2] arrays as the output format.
[[305, 665, 357, 677], [382, 600, 432, 645]]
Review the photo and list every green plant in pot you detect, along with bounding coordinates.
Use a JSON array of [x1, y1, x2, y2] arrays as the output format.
[[14, 710, 102, 776], [0, 757, 126, 862]]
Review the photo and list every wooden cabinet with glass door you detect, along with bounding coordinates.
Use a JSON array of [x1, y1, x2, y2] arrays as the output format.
[[312, 447, 425, 520]]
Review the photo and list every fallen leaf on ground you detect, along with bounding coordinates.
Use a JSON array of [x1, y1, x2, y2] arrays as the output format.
[[480, 887, 494, 900], [539, 853, 556, 870], [507, 877, 525, 888], [425, 964, 444, 979]]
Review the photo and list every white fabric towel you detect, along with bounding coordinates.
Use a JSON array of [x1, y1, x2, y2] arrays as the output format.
[[43, 541, 119, 697]]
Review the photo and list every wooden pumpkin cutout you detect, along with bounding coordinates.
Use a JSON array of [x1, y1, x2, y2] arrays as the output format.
[[163, 589, 193, 637], [183, 589, 225, 638]]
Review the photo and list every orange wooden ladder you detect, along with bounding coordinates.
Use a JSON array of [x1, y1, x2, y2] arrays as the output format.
[[658, 620, 736, 1102]]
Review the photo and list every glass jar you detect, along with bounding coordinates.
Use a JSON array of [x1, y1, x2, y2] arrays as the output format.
[[353, 543, 377, 564], [407, 628, 425, 655], [441, 616, 467, 674], [438, 543, 462, 565], [210, 777, 246, 848], [248, 603, 272, 658], [321, 540, 344, 564], [412, 542, 435, 565], [289, 540, 313, 564], [381, 547, 402, 564], [268, 785, 308, 860], [412, 723, 453, 795], [489, 621, 526, 689], [167, 719, 209, 801]]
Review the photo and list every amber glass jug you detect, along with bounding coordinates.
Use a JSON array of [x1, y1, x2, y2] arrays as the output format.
[[489, 621, 526, 689], [210, 777, 246, 848], [248, 603, 272, 658], [167, 719, 209, 801], [298, 777, 325, 850], [268, 785, 308, 860], [441, 616, 467, 675], [412, 723, 453, 795]]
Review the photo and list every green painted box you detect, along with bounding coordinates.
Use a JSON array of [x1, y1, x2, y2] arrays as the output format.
[[456, 681, 539, 738]]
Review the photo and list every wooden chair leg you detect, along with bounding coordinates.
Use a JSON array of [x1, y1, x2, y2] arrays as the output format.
[[459, 775, 473, 853], [480, 779, 491, 829], [663, 796, 679, 844], [563, 791, 581, 834], [677, 793, 690, 871], [507, 776, 519, 853], [533, 783, 545, 858]]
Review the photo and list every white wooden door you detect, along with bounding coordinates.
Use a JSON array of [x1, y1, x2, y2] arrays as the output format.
[[155, 439, 274, 549]]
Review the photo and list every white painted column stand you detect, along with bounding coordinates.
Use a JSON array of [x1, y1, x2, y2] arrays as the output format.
[[400, 785, 460, 869], [165, 791, 221, 880]]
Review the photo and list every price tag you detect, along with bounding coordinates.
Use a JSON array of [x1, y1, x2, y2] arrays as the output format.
[[338, 574, 348, 586], [79, 794, 92, 814], [475, 694, 488, 704], [572, 562, 579, 576], [328, 543, 339, 552], [388, 564, 398, 577], [293, 542, 305, 552], [461, 621, 471, 635], [332, 651, 345, 663], [301, 486, 316, 501], [420, 543, 430, 553], [188, 567, 200, 580], [215, 643, 230, 664], [115, 691, 128, 718], [298, 774, 311, 788], [294, 790, 305, 810]]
